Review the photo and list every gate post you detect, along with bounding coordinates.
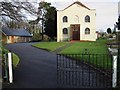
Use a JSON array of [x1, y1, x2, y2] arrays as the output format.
[[112, 55, 117, 88], [8, 51, 13, 83], [4, 54, 9, 82]]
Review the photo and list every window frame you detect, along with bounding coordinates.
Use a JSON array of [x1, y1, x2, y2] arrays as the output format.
[[85, 15, 90, 22], [63, 28, 68, 34], [85, 28, 90, 34], [63, 16, 68, 23]]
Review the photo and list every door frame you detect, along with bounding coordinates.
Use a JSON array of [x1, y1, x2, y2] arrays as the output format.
[[70, 24, 80, 41]]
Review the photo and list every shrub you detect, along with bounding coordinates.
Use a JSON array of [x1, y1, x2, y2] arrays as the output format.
[[32, 33, 42, 41]]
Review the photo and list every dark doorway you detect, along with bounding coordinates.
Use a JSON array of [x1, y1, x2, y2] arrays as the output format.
[[70, 24, 80, 40]]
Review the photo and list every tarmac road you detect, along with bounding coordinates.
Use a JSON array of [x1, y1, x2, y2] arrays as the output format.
[[4, 43, 57, 88]]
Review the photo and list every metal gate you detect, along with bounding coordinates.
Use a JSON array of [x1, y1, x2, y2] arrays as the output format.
[[57, 54, 113, 88]]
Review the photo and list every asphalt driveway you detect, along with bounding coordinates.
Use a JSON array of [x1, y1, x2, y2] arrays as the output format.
[[4, 43, 57, 88], [3, 42, 112, 88]]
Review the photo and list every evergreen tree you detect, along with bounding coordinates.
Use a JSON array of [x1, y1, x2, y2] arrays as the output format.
[[44, 7, 57, 39], [107, 28, 112, 34]]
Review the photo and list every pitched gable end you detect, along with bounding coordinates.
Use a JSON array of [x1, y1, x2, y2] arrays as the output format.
[[64, 1, 90, 10]]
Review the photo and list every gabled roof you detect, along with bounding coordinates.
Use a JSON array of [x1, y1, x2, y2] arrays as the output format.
[[60, 1, 90, 11], [2, 27, 32, 37]]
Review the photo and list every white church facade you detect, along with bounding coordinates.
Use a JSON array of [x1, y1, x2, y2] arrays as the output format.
[[57, 1, 97, 42]]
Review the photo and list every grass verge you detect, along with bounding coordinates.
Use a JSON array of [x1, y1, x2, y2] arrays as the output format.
[[32, 42, 68, 51], [2, 47, 20, 68], [12, 53, 20, 67]]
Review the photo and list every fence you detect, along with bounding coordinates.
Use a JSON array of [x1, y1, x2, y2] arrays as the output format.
[[57, 53, 113, 88]]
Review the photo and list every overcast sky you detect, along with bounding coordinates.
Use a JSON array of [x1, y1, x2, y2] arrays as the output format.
[[34, 0, 119, 31], [2, 0, 119, 32], [50, 0, 118, 32], [27, 0, 118, 31]]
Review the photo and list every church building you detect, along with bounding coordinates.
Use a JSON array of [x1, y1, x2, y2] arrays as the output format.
[[57, 1, 97, 42]]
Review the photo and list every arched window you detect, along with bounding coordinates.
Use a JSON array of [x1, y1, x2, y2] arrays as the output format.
[[63, 28, 68, 34], [85, 15, 90, 22], [63, 16, 68, 22], [85, 28, 90, 34], [74, 15, 79, 23]]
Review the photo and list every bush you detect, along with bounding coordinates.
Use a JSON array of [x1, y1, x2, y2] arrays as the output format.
[[32, 33, 42, 41], [108, 35, 113, 38], [48, 37, 57, 41]]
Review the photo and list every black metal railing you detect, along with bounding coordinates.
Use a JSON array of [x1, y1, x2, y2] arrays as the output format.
[[2, 53, 9, 82], [57, 53, 113, 88]]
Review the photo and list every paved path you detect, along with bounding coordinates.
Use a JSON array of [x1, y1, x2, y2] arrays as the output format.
[[53, 42, 74, 53], [4, 43, 57, 88]]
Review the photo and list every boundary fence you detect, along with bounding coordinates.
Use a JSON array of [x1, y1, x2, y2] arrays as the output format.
[[57, 53, 114, 88]]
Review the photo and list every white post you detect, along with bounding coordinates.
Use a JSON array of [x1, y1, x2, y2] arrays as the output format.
[[8, 52, 13, 83], [112, 55, 117, 88]]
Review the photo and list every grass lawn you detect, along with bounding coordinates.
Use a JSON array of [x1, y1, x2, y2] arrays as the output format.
[[60, 39, 112, 70], [32, 39, 112, 70], [32, 42, 68, 51], [60, 39, 109, 54], [32, 39, 109, 54]]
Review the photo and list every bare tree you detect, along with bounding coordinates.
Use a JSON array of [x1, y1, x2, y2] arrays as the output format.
[[0, 1, 37, 25]]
